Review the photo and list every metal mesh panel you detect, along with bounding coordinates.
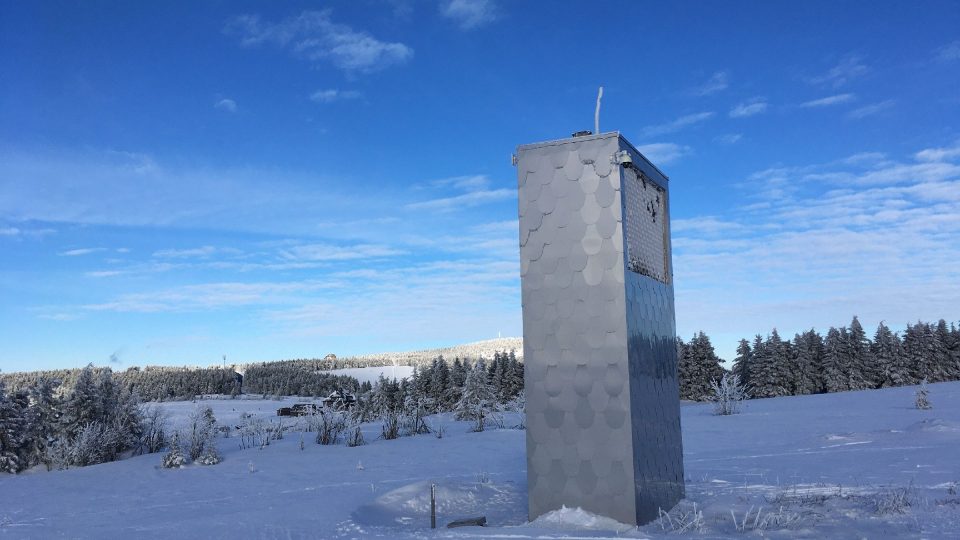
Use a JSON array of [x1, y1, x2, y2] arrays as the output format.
[[623, 166, 668, 284]]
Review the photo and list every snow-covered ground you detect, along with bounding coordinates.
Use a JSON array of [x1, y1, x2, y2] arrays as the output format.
[[2, 382, 958, 539]]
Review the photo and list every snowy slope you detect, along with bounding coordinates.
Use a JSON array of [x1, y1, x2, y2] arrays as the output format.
[[345, 337, 523, 366], [2, 382, 959, 539]]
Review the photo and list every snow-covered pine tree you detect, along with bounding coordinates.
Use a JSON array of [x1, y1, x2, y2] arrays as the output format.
[[59, 365, 100, 439], [903, 323, 934, 384], [24, 378, 60, 469], [676, 337, 692, 399], [872, 322, 908, 388], [792, 330, 824, 394], [750, 330, 790, 398], [932, 320, 956, 382], [846, 316, 874, 390], [680, 332, 725, 401], [455, 362, 498, 432], [429, 357, 450, 411], [731, 339, 752, 392], [0, 380, 26, 473], [822, 327, 849, 393], [915, 378, 931, 409], [161, 431, 187, 468], [505, 351, 523, 399]]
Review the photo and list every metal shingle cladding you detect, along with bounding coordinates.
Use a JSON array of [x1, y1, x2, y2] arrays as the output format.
[[517, 132, 684, 526]]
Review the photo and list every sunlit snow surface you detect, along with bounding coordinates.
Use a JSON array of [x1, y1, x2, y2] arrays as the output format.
[[2, 382, 959, 538]]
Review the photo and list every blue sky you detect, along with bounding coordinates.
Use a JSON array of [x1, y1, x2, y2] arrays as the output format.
[[2, 1, 959, 372]]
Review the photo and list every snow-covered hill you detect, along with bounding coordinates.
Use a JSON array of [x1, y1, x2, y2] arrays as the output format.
[[2, 382, 958, 538], [345, 337, 523, 366]]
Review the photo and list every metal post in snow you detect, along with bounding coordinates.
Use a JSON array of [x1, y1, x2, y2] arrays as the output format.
[[431, 483, 437, 529]]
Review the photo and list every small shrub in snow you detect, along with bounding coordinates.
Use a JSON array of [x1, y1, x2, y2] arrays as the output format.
[[196, 445, 221, 466], [873, 485, 913, 515], [429, 417, 446, 439], [915, 379, 931, 410], [657, 502, 704, 534], [138, 405, 168, 455], [346, 425, 365, 447], [711, 373, 748, 416], [161, 432, 187, 469], [379, 412, 400, 441], [187, 406, 218, 461], [506, 391, 526, 429], [730, 505, 801, 532], [315, 410, 347, 445]]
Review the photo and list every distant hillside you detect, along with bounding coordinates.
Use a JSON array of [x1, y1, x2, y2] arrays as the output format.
[[336, 337, 523, 368]]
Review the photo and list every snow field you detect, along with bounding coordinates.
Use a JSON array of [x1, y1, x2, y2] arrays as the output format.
[[1, 382, 958, 538]]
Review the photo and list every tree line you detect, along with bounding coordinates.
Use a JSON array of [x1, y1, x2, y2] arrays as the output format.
[[353, 352, 524, 429], [1, 365, 243, 402], [679, 317, 960, 401], [0, 365, 162, 474]]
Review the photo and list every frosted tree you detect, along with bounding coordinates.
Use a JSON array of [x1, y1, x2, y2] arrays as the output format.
[[731, 339, 752, 391], [161, 431, 187, 468], [679, 332, 725, 401], [710, 372, 749, 415], [822, 327, 850, 393], [792, 330, 824, 394], [873, 322, 907, 388], [24, 378, 60, 469], [903, 323, 935, 384], [187, 406, 218, 462], [59, 365, 100, 438], [429, 358, 450, 411], [455, 362, 498, 432], [915, 379, 931, 410], [505, 351, 524, 400], [750, 330, 791, 398], [846, 316, 874, 390], [933, 320, 956, 382], [0, 381, 26, 473]]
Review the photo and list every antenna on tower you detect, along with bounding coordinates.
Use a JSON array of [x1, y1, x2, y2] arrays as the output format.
[[594, 86, 604, 135]]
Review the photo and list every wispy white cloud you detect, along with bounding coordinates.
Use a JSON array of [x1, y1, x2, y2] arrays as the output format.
[[407, 174, 512, 212], [405, 188, 513, 211], [915, 140, 960, 163], [86, 270, 125, 278], [279, 243, 405, 262], [224, 10, 413, 72], [635, 143, 691, 165], [691, 71, 729, 96], [809, 55, 869, 87], [440, 0, 498, 30], [800, 93, 855, 108], [428, 175, 490, 191], [674, 139, 960, 358], [153, 246, 244, 259], [729, 98, 768, 118], [214, 98, 237, 113], [310, 89, 361, 103], [0, 226, 56, 238], [936, 40, 960, 61], [0, 147, 371, 235], [714, 133, 742, 145], [847, 99, 894, 119], [60, 247, 108, 256], [83, 281, 345, 313], [640, 112, 714, 137]]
